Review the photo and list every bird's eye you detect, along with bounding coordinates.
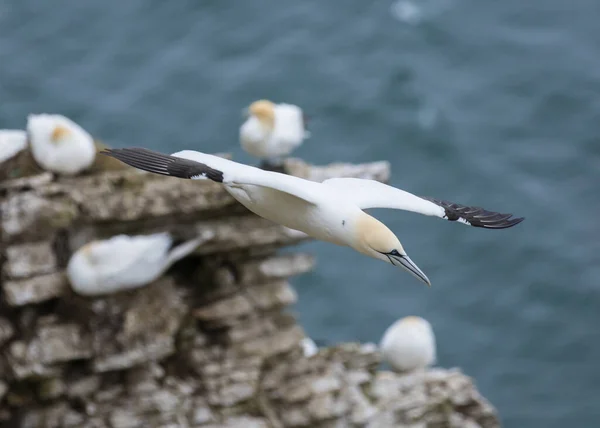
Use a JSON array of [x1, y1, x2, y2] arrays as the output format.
[[390, 249, 401, 257]]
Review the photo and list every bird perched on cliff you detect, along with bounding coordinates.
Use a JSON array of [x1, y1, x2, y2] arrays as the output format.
[[100, 147, 524, 286], [27, 113, 96, 175], [301, 337, 319, 357], [379, 316, 436, 372], [240, 99, 310, 172], [0, 130, 45, 181], [67, 232, 208, 296], [0, 130, 27, 163]]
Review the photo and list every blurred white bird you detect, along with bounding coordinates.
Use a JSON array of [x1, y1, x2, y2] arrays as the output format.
[[379, 316, 436, 372], [240, 99, 309, 172], [67, 232, 207, 296], [301, 337, 319, 357], [27, 113, 96, 175], [0, 130, 27, 163]]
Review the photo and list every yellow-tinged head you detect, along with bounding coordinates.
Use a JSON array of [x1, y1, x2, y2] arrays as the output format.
[[80, 241, 96, 257], [357, 214, 403, 254], [247, 99, 276, 128], [50, 125, 71, 144], [400, 316, 427, 325], [354, 213, 431, 286]]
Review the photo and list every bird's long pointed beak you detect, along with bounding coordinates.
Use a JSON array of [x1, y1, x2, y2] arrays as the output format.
[[391, 254, 431, 287]]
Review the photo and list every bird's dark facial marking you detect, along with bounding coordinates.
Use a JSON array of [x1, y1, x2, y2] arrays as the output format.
[[342, 220, 346, 226], [377, 249, 401, 257]]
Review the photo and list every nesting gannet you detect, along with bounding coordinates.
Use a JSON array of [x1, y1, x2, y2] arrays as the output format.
[[379, 316, 436, 372], [0, 130, 28, 163], [301, 337, 319, 357], [27, 114, 96, 175], [67, 232, 205, 296], [100, 147, 525, 286], [240, 100, 309, 171]]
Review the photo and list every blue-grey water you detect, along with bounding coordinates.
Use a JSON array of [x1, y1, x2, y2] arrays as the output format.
[[1, 1, 599, 426]]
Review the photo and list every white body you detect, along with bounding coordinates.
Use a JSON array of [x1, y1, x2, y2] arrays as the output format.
[[171, 150, 461, 285], [240, 103, 308, 158], [0, 130, 27, 163], [301, 337, 319, 357], [27, 114, 96, 175], [67, 232, 203, 296], [225, 182, 359, 248], [165, 152, 451, 237], [167, 152, 443, 236], [200, 160, 442, 252], [379, 316, 436, 372]]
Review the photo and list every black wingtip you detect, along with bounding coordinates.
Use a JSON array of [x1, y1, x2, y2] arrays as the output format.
[[479, 216, 524, 229], [423, 197, 525, 229], [507, 216, 525, 228], [478, 213, 525, 229], [99, 147, 135, 160], [97, 147, 225, 183]]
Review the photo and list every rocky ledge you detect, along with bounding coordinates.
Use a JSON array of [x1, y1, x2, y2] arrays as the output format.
[[0, 156, 499, 427]]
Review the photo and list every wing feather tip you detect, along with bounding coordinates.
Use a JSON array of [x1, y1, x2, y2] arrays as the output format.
[[508, 216, 525, 227], [423, 196, 524, 229], [482, 215, 525, 229]]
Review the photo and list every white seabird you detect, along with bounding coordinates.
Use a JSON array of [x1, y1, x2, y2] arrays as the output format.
[[27, 113, 96, 175], [379, 316, 436, 372], [240, 99, 309, 171], [301, 337, 319, 357], [0, 130, 28, 163], [67, 232, 206, 296], [101, 147, 525, 286]]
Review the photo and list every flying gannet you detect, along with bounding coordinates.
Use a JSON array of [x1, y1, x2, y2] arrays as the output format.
[[0, 130, 28, 164], [240, 100, 309, 172], [67, 232, 207, 296], [27, 113, 96, 175], [100, 147, 524, 286], [379, 316, 436, 372]]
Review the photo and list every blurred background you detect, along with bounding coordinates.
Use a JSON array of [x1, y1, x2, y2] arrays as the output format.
[[1, 0, 599, 426]]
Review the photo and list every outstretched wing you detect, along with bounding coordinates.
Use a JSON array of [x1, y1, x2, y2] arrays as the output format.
[[100, 147, 321, 205], [322, 177, 524, 229]]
